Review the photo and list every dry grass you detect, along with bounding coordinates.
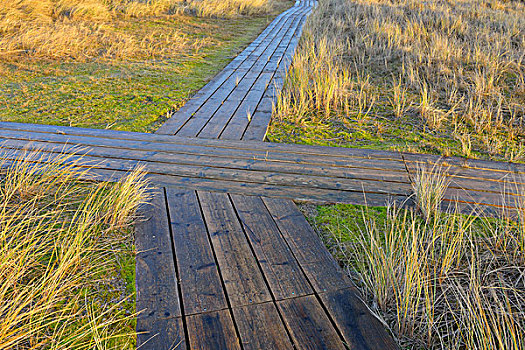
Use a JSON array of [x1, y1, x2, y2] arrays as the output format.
[[0, 0, 272, 61], [271, 0, 524, 160], [411, 163, 450, 219], [318, 169, 525, 349], [0, 149, 148, 349]]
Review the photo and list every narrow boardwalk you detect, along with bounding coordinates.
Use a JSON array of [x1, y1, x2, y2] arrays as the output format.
[[1, 1, 524, 349]]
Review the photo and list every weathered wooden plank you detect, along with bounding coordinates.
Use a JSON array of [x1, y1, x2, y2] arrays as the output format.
[[198, 191, 272, 307], [230, 194, 313, 300], [241, 111, 273, 141], [151, 174, 413, 207], [401, 151, 524, 173], [137, 317, 186, 350], [135, 189, 182, 347], [0, 130, 412, 174], [220, 74, 274, 140], [277, 295, 346, 350], [262, 197, 354, 293], [232, 302, 294, 350], [0, 147, 415, 205], [192, 6, 306, 139], [165, 188, 228, 315], [319, 288, 398, 350], [175, 6, 306, 138], [186, 310, 241, 350], [0, 140, 414, 195], [444, 187, 518, 208], [0, 121, 417, 162], [196, 75, 259, 139], [176, 77, 245, 137], [0, 134, 411, 185]]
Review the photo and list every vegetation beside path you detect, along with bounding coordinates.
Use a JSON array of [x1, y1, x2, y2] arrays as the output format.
[[0, 152, 147, 349], [268, 0, 525, 348], [268, 0, 524, 162], [0, 0, 287, 132]]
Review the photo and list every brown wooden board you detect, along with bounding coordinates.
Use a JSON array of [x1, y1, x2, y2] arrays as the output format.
[[0, 146, 414, 205], [197, 72, 260, 134], [186, 309, 241, 350], [198, 191, 272, 307], [0, 130, 412, 174], [0, 135, 411, 187], [319, 288, 398, 350], [137, 317, 186, 350], [218, 74, 274, 140], [277, 295, 346, 350], [232, 302, 294, 350], [0, 140, 414, 195], [196, 76, 259, 139], [134, 189, 182, 346], [403, 156, 525, 185], [230, 194, 313, 300], [262, 197, 354, 293], [241, 111, 273, 141], [0, 121, 416, 162], [165, 188, 228, 315], [401, 151, 525, 174], [175, 6, 306, 138]]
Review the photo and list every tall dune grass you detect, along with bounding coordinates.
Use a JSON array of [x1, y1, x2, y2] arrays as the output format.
[[272, 0, 524, 160], [0, 150, 148, 349], [0, 0, 272, 61], [318, 168, 525, 349]]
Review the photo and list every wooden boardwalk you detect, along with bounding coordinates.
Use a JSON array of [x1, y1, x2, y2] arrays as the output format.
[[1, 121, 525, 212], [2, 0, 525, 348]]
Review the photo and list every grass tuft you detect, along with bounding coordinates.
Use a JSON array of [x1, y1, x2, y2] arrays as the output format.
[[0, 149, 148, 349], [313, 171, 525, 349], [411, 162, 450, 219]]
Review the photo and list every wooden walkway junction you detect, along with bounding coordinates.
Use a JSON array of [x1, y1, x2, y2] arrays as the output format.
[[1, 0, 525, 349], [1, 121, 525, 212]]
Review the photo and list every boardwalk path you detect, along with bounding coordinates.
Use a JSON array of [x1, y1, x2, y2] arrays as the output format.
[[146, 2, 396, 348], [1, 1, 525, 349]]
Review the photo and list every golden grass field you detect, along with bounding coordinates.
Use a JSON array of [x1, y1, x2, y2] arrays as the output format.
[[270, 0, 524, 161], [0, 0, 271, 61]]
